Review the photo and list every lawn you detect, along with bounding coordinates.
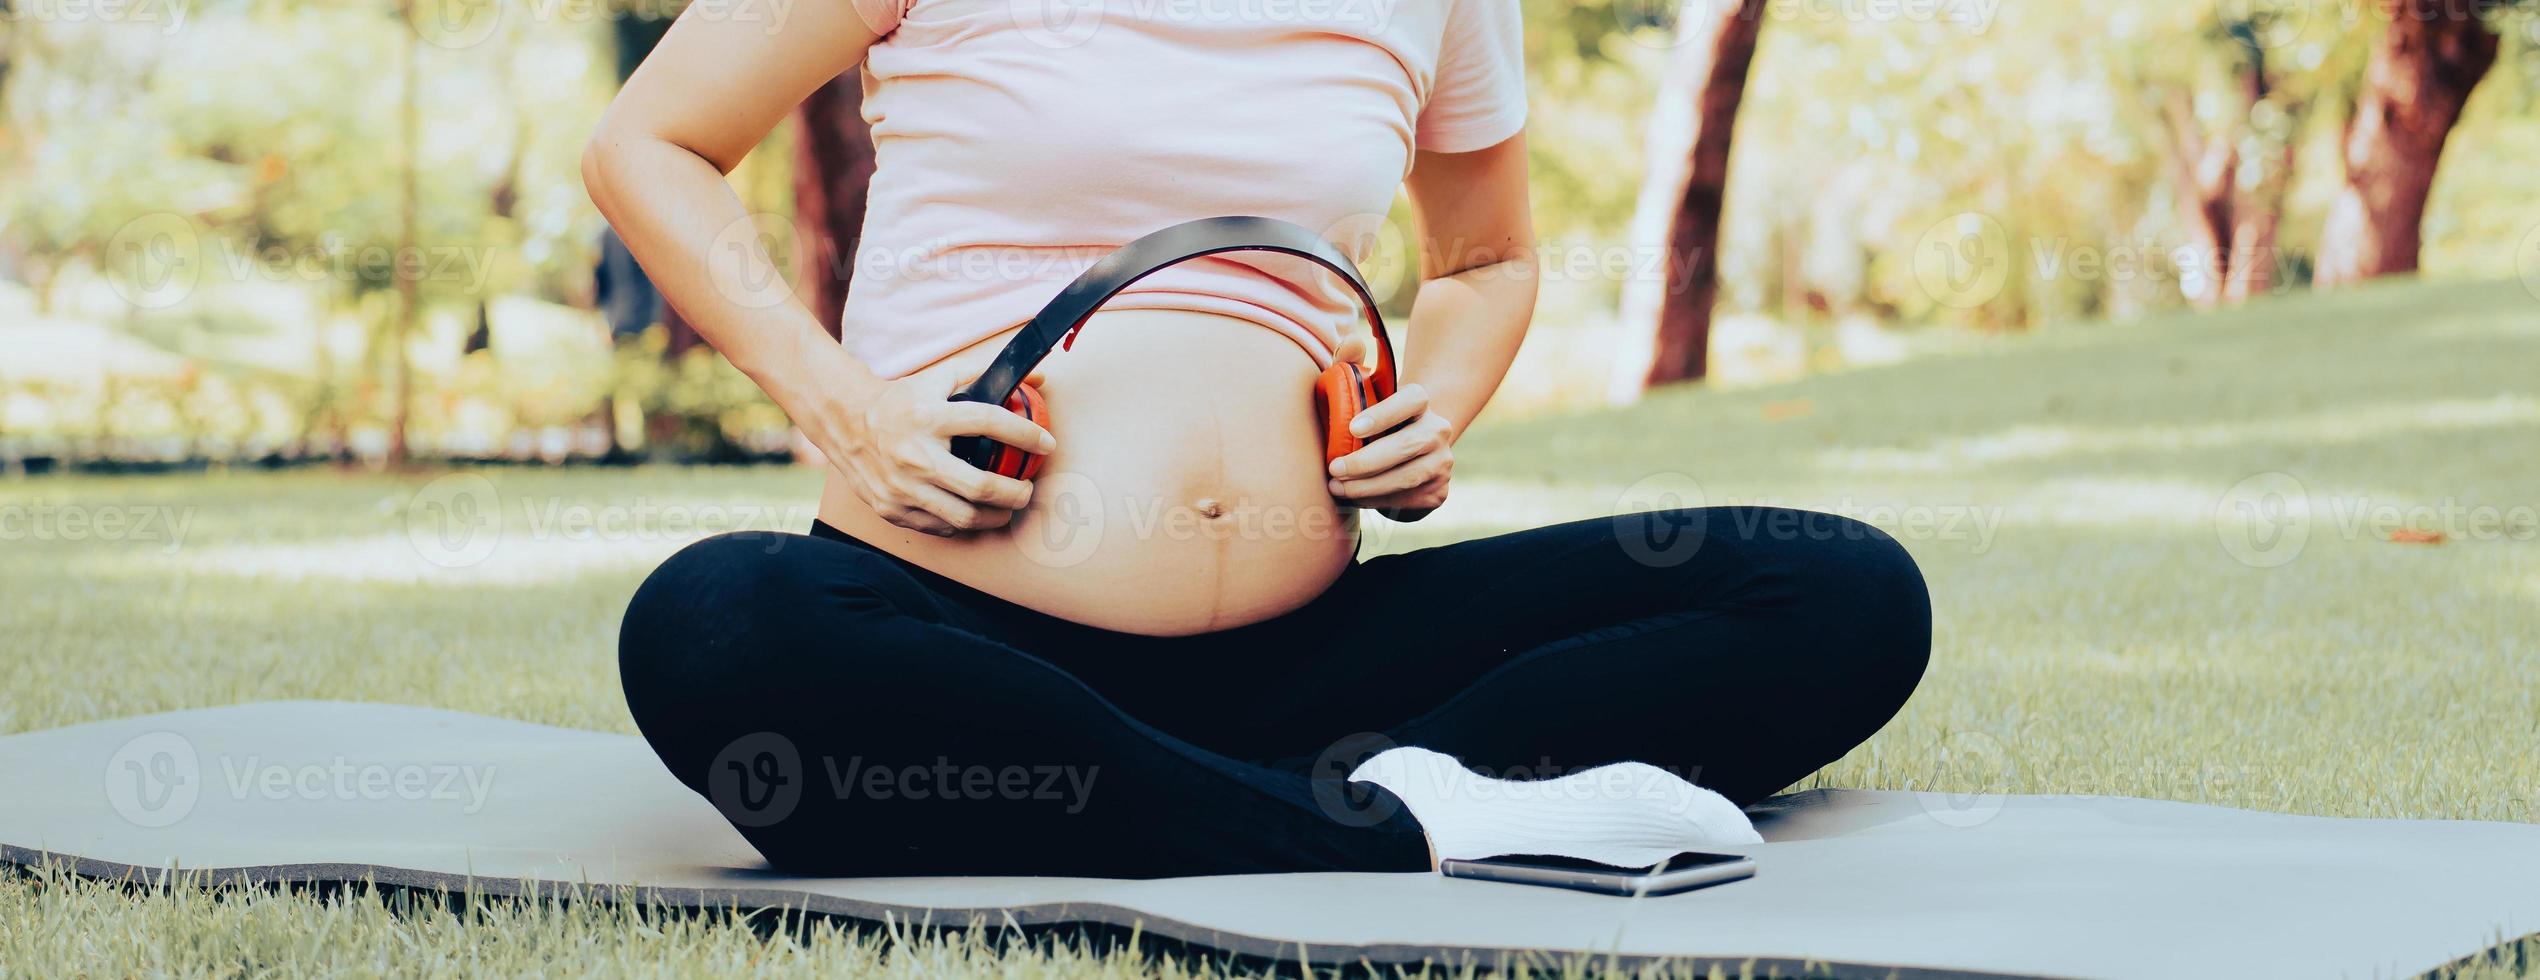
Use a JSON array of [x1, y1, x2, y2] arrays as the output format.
[[4, 278, 2537, 977]]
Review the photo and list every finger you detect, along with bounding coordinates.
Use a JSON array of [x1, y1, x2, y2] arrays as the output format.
[[1371, 476, 1450, 521], [1330, 452, 1445, 499], [896, 479, 998, 533], [1405, 472, 1452, 509], [962, 505, 1017, 531], [849, 460, 954, 536], [935, 400, 1058, 454], [929, 451, 1035, 510], [1330, 416, 1444, 480], [1024, 369, 1049, 389], [876, 500, 956, 537], [1348, 383, 1429, 440], [1333, 336, 1370, 371]]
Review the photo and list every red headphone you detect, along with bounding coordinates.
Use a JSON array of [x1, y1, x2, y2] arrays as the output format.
[[951, 216, 1398, 481]]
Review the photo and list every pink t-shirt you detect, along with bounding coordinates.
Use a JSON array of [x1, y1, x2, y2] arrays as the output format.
[[838, 0, 1528, 378]]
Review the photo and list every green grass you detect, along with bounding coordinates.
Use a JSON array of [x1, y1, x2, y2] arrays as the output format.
[[5, 277, 2538, 977]]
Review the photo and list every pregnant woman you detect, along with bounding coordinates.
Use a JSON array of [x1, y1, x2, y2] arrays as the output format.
[[589, 0, 1930, 877]]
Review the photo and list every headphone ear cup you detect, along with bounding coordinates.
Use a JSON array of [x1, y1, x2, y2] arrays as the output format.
[[984, 383, 1050, 481], [1315, 362, 1370, 466]]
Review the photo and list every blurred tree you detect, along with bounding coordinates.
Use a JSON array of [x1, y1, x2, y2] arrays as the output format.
[[2316, 0, 2503, 286], [1516, 0, 1676, 240], [390, 0, 423, 467], [2129, 8, 2322, 307], [470, 6, 531, 355], [609, 6, 704, 355], [6, 0, 2539, 452], [1710, 2, 2127, 338], [1629, 0, 1767, 387]]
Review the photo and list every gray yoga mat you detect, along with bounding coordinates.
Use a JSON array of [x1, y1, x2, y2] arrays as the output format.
[[3, 702, 2533, 980]]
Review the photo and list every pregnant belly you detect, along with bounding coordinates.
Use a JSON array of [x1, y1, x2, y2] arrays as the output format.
[[818, 309, 1358, 636]]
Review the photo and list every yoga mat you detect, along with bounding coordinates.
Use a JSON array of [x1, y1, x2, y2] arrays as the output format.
[[3, 702, 2533, 980]]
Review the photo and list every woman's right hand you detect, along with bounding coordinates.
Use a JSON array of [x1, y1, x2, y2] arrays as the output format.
[[584, 0, 1040, 536], [809, 372, 1055, 537]]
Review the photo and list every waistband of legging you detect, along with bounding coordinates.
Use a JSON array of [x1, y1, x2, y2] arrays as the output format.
[[805, 518, 1061, 629]]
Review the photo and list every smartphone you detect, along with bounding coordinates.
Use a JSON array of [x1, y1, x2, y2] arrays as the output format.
[[1438, 851, 1756, 897]]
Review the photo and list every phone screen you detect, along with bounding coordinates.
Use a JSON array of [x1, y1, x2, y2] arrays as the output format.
[[1479, 851, 1748, 876]]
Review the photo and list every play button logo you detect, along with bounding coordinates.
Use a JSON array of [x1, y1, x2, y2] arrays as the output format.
[[708, 732, 803, 829], [105, 731, 201, 828]]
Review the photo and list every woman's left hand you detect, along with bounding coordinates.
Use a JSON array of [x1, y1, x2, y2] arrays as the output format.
[[1328, 379, 1453, 522]]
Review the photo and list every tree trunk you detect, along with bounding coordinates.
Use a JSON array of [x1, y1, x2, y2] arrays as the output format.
[[1625, 0, 1765, 390], [2315, 0, 2497, 288], [389, 0, 421, 468], [793, 74, 879, 340], [2220, 21, 2305, 306], [2222, 130, 2299, 304], [2155, 89, 2241, 309]]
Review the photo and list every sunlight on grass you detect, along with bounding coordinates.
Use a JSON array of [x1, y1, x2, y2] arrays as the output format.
[[129, 532, 705, 588], [1816, 395, 2540, 474]]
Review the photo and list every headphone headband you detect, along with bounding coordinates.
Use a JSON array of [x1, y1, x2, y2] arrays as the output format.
[[952, 216, 1395, 412]]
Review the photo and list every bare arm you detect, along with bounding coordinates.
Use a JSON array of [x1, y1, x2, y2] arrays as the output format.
[[1329, 131, 1537, 516], [1399, 132, 1539, 436], [582, 0, 1048, 535]]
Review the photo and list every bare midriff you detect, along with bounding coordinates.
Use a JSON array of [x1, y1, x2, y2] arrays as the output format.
[[818, 309, 1359, 637]]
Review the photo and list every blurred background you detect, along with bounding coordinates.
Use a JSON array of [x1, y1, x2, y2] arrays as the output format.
[[4, 0, 2533, 471], [7, 5, 2540, 966]]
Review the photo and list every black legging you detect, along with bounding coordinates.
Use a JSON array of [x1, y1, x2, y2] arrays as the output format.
[[617, 508, 1930, 878]]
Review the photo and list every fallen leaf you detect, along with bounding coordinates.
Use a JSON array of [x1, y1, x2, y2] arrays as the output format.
[[2387, 529, 2447, 545]]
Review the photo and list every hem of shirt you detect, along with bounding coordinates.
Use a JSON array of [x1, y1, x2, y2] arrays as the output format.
[[1092, 293, 1338, 371], [849, 301, 1337, 381], [1415, 105, 1529, 155]]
